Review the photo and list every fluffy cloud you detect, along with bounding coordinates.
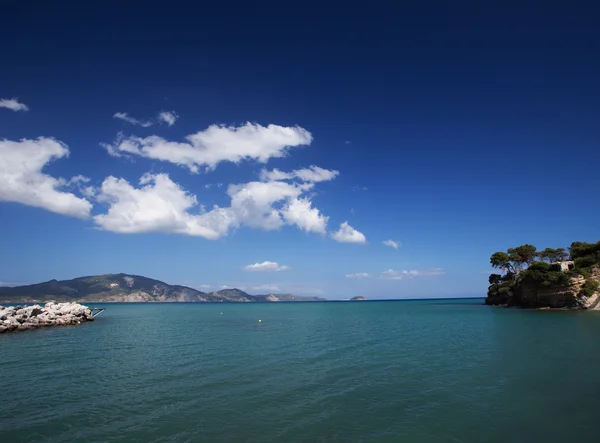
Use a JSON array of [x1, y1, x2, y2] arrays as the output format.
[[380, 268, 445, 280], [113, 112, 153, 127], [158, 111, 178, 126], [346, 273, 370, 279], [103, 122, 312, 173], [281, 198, 328, 234], [0, 98, 29, 112], [227, 180, 308, 230], [94, 173, 236, 239], [243, 261, 290, 272], [0, 138, 92, 218], [331, 222, 366, 244], [383, 239, 400, 249], [93, 170, 331, 238], [260, 165, 339, 183]]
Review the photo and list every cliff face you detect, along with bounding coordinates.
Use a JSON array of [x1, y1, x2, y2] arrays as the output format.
[[486, 266, 600, 309], [514, 279, 580, 309]]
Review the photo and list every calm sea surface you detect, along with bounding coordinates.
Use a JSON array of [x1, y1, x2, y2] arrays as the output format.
[[2, 299, 600, 442]]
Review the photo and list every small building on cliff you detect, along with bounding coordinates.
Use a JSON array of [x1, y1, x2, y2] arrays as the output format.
[[550, 261, 575, 272]]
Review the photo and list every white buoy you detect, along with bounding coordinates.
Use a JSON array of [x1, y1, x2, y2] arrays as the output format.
[[258, 319, 262, 323]]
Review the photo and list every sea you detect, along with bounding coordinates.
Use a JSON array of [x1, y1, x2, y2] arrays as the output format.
[[2, 299, 600, 442]]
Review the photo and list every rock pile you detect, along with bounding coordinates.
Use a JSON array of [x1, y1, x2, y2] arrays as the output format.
[[0, 302, 96, 333]]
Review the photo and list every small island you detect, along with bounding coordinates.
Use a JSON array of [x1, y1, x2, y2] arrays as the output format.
[[350, 296, 367, 301], [486, 241, 600, 309]]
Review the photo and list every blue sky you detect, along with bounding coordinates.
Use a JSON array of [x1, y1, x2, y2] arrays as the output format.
[[1, 2, 599, 299]]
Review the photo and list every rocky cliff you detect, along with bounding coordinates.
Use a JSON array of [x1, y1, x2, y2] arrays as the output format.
[[0, 274, 326, 303], [486, 266, 600, 309]]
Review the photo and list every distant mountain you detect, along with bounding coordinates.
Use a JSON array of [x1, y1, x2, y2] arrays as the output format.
[[0, 274, 326, 303], [350, 296, 367, 301]]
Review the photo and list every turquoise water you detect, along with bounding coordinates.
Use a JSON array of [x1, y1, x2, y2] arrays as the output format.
[[2, 300, 600, 442]]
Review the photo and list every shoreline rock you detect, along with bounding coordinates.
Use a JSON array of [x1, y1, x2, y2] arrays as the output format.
[[0, 302, 96, 333]]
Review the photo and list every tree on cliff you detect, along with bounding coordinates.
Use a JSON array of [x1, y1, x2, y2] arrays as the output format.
[[508, 244, 538, 268], [538, 248, 569, 263], [488, 274, 504, 285], [490, 244, 538, 276]]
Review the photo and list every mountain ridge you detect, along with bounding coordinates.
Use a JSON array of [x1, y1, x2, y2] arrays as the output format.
[[0, 274, 326, 303]]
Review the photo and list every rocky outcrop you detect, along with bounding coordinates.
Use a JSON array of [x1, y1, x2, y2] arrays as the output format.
[[515, 280, 580, 309], [488, 266, 600, 309], [0, 302, 96, 333], [350, 296, 367, 301]]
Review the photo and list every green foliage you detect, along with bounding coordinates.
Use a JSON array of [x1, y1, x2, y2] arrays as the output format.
[[528, 261, 551, 272], [580, 280, 599, 298], [554, 248, 569, 262], [573, 267, 590, 279], [487, 279, 515, 301], [575, 256, 597, 269], [539, 247, 569, 263], [508, 244, 538, 267], [520, 268, 570, 287], [570, 241, 600, 261], [490, 252, 512, 273], [489, 274, 504, 285]]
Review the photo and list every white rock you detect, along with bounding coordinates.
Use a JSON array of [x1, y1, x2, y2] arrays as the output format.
[[0, 302, 98, 333]]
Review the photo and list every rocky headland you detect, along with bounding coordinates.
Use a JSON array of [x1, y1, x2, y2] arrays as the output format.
[[0, 302, 97, 333], [485, 241, 600, 309]]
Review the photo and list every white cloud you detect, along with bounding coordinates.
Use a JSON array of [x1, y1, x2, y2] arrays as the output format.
[[66, 175, 91, 186], [260, 165, 339, 183], [243, 261, 290, 272], [0, 138, 92, 218], [94, 173, 236, 239], [92, 170, 333, 238], [253, 284, 280, 292], [346, 273, 370, 279], [383, 239, 400, 249], [197, 284, 212, 290], [380, 268, 445, 280], [331, 222, 366, 244], [0, 98, 29, 112], [104, 122, 312, 173], [281, 198, 328, 234], [220, 285, 233, 290], [113, 112, 153, 127], [81, 186, 97, 199], [344, 140, 352, 145], [158, 111, 178, 126]]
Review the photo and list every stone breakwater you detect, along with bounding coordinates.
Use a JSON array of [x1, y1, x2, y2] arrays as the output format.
[[0, 302, 96, 333]]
